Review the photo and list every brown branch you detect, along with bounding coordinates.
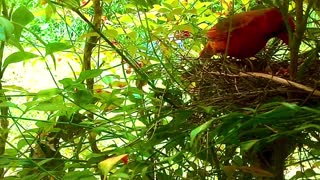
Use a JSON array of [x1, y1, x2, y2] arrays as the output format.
[[210, 72, 320, 96], [82, 0, 102, 154]]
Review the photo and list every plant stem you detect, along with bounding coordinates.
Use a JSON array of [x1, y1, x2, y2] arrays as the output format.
[[0, 0, 9, 177], [82, 0, 102, 153]]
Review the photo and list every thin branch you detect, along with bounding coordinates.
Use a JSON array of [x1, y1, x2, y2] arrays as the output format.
[[209, 72, 320, 96]]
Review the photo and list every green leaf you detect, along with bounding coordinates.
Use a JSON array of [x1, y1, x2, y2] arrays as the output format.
[[63, 170, 96, 180], [102, 75, 114, 85], [110, 173, 130, 179], [173, 24, 194, 33], [240, 140, 258, 152], [98, 154, 129, 178], [17, 138, 32, 150], [59, 78, 75, 88], [7, 35, 24, 51], [79, 32, 100, 40], [45, 42, 72, 55], [36, 88, 60, 97], [63, 0, 81, 8], [37, 158, 54, 166], [3, 52, 38, 68], [233, 155, 243, 166], [242, 0, 250, 9], [0, 17, 14, 41], [127, 31, 137, 40], [302, 106, 320, 114], [111, 81, 127, 88], [12, 6, 34, 26], [12, 6, 34, 40], [0, 27, 6, 41], [104, 29, 118, 39], [190, 119, 213, 146], [293, 171, 303, 178], [77, 69, 104, 82], [304, 168, 316, 177], [199, 105, 215, 114], [45, 5, 56, 21], [32, 102, 66, 111], [0, 101, 20, 110], [0, 157, 10, 166], [73, 89, 95, 105]]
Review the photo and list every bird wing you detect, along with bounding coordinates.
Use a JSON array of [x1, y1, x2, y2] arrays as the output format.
[[206, 9, 269, 41]]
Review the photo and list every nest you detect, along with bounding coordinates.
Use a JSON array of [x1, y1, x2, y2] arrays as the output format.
[[182, 57, 320, 111], [179, 56, 320, 178]]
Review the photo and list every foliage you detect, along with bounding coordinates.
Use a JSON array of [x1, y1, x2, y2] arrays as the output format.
[[0, 0, 319, 179]]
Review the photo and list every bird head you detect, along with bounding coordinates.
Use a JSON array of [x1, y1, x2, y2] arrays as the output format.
[[277, 16, 295, 45]]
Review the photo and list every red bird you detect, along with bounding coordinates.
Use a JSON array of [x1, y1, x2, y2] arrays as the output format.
[[199, 8, 295, 59]]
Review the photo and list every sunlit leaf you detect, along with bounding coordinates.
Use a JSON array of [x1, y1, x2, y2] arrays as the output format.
[[77, 69, 104, 82], [32, 102, 66, 111], [2, 85, 28, 92], [158, 7, 171, 14], [127, 31, 137, 40], [45, 42, 72, 55], [12, 6, 34, 39], [102, 75, 114, 85], [79, 32, 100, 40], [0, 101, 20, 110], [17, 138, 33, 150], [111, 81, 127, 88], [110, 173, 129, 179], [127, 45, 138, 56], [172, 7, 183, 15], [45, 5, 55, 21], [104, 29, 118, 39], [12, 6, 34, 26], [98, 154, 129, 180], [242, 0, 250, 10], [36, 88, 60, 97], [3, 52, 38, 68], [0, 17, 14, 41], [6, 37, 23, 53], [312, 161, 320, 168], [63, 0, 81, 8], [59, 78, 75, 88]]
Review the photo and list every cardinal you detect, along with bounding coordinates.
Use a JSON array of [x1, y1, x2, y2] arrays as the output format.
[[199, 8, 295, 59]]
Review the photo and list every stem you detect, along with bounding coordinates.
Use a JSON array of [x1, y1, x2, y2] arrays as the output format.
[[290, 0, 304, 80], [82, 0, 102, 154], [0, 0, 9, 177]]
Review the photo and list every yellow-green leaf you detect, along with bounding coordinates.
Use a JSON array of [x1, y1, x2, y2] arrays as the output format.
[[98, 154, 128, 180]]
